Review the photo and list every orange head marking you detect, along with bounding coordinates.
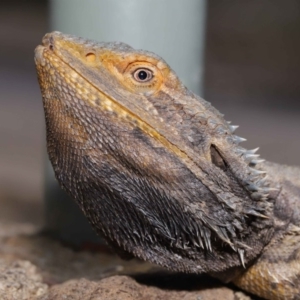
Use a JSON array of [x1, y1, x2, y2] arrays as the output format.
[[98, 52, 172, 95]]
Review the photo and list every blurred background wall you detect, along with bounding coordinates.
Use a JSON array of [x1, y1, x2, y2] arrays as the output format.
[[0, 0, 299, 228]]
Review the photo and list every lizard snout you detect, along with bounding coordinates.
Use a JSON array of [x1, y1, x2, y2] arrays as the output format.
[[42, 32, 58, 51], [34, 32, 61, 65]]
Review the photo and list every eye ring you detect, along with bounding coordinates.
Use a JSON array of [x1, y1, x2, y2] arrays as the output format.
[[132, 68, 153, 83]]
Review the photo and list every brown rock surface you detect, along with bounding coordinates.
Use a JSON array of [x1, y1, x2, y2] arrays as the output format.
[[41, 275, 237, 300], [0, 259, 48, 300], [0, 225, 252, 300]]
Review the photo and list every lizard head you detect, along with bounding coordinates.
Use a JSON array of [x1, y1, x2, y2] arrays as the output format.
[[35, 32, 279, 276]]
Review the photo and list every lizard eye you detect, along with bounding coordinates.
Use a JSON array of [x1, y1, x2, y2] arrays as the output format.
[[120, 61, 163, 94], [133, 68, 153, 82]]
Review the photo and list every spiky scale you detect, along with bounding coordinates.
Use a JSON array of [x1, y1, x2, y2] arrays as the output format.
[[249, 168, 267, 176], [250, 159, 265, 165], [232, 135, 247, 144], [238, 248, 246, 268], [229, 125, 239, 133]]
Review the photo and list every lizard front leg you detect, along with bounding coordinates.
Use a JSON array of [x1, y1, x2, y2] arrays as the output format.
[[234, 225, 300, 300]]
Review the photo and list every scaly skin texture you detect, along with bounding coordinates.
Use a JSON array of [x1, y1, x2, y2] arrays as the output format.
[[35, 32, 300, 299]]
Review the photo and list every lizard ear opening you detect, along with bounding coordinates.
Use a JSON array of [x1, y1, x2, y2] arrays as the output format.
[[85, 52, 96, 63], [210, 145, 227, 171]]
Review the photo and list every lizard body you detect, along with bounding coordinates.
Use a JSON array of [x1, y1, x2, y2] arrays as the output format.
[[35, 32, 300, 299]]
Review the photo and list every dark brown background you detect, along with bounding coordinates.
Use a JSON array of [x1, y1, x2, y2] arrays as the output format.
[[0, 0, 299, 226]]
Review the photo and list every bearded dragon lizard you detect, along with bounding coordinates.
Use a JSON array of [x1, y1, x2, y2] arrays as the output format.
[[35, 32, 300, 300]]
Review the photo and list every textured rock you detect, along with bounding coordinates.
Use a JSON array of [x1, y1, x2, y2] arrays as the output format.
[[0, 259, 48, 300], [41, 275, 237, 300], [0, 234, 156, 285], [0, 228, 252, 300]]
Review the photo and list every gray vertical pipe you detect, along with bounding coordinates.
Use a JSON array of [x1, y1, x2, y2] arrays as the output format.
[[46, 0, 207, 245]]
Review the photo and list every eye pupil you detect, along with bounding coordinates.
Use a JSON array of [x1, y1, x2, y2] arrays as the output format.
[[138, 70, 148, 80], [133, 68, 153, 82]]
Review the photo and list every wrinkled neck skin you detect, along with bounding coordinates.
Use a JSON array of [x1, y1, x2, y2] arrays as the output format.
[[35, 32, 296, 280], [232, 163, 300, 299], [266, 163, 300, 227], [214, 162, 299, 282]]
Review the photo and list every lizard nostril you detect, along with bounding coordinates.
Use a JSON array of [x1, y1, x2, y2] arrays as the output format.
[[48, 36, 54, 51], [42, 34, 55, 51]]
